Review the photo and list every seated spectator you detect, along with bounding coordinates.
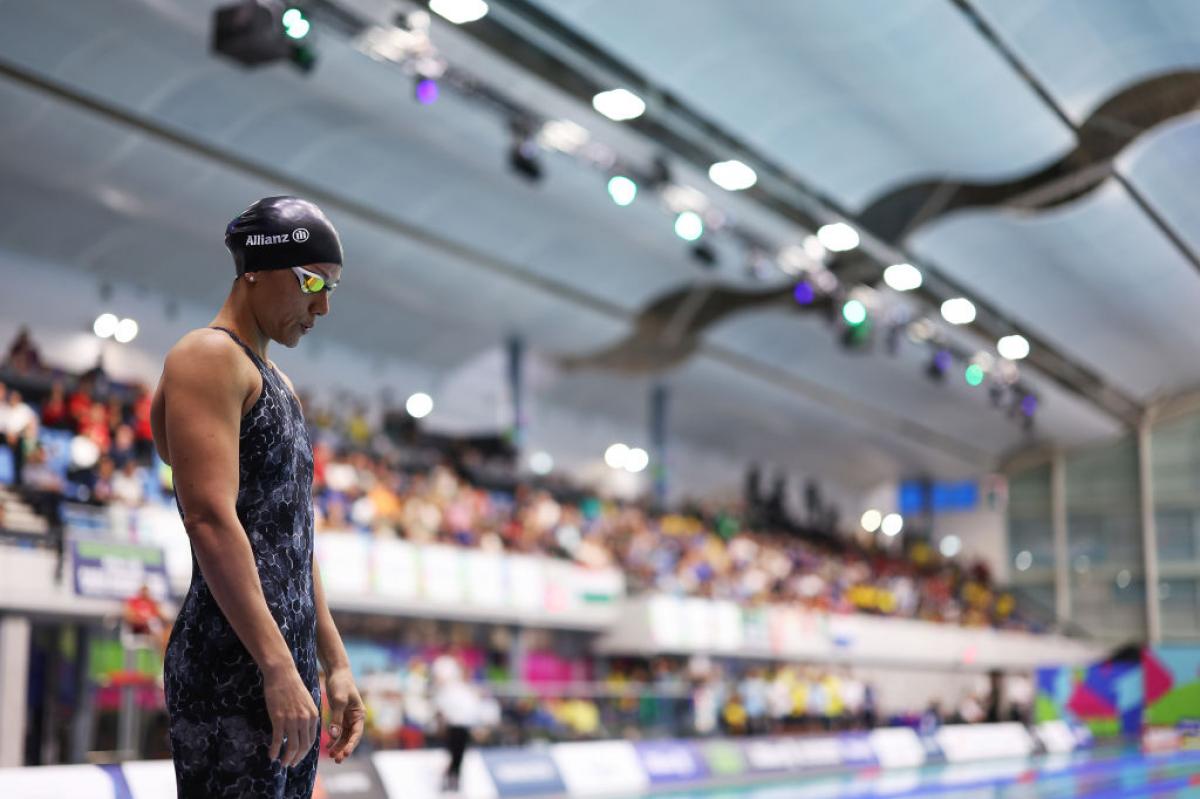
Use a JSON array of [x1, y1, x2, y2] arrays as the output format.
[[111, 459, 146, 507], [40, 380, 71, 430], [2, 387, 38, 485], [79, 402, 112, 454], [21, 443, 64, 493]]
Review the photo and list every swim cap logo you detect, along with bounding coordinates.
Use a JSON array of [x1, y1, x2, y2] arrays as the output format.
[[245, 233, 291, 246], [292, 227, 310, 243]]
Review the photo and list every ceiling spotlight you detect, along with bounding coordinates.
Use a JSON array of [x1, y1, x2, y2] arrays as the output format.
[[282, 7, 310, 39], [998, 334, 1030, 361], [607, 175, 638, 206], [93, 313, 119, 339], [793, 281, 815, 306], [429, 0, 489, 24], [860, 509, 882, 533], [940, 297, 976, 325], [592, 88, 646, 121], [939, 535, 962, 558], [881, 513, 904, 537], [1014, 550, 1033, 571], [624, 447, 649, 473], [674, 211, 704, 241], [538, 119, 590, 153], [927, 349, 952, 381], [883, 263, 922, 292], [414, 77, 439, 105], [965, 363, 985, 387], [529, 450, 554, 475], [842, 299, 867, 326], [406, 392, 434, 419], [817, 222, 859, 253], [604, 443, 629, 469], [114, 318, 139, 344], [708, 159, 757, 191]]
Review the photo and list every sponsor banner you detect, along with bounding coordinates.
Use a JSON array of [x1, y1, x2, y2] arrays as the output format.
[[122, 760, 175, 799], [1035, 720, 1080, 754], [696, 739, 747, 777], [464, 550, 506, 608], [837, 733, 877, 767], [314, 757, 388, 799], [935, 723, 1035, 763], [507, 556, 546, 612], [788, 736, 844, 770], [372, 540, 419, 600], [373, 750, 495, 799], [0, 764, 124, 799], [869, 727, 927, 769], [634, 740, 709, 785], [551, 741, 649, 797], [72, 540, 169, 600], [316, 535, 371, 595], [741, 737, 797, 773], [420, 545, 465, 603], [480, 747, 566, 797]]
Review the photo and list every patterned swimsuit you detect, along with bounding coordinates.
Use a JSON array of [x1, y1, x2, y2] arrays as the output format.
[[164, 326, 321, 798]]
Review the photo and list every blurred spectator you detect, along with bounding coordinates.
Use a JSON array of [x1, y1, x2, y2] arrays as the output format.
[[1, 386, 38, 484], [111, 459, 147, 507], [433, 654, 480, 793], [40, 380, 70, 430], [4, 326, 43, 374]]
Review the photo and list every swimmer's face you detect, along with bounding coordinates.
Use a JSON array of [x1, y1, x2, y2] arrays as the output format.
[[247, 262, 342, 348]]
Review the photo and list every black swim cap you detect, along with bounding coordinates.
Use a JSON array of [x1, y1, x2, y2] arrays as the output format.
[[224, 196, 343, 275]]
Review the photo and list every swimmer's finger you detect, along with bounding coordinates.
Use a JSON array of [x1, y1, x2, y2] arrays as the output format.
[[269, 721, 283, 762]]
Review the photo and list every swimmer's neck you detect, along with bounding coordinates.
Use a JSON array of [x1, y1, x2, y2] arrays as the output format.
[[212, 288, 270, 362]]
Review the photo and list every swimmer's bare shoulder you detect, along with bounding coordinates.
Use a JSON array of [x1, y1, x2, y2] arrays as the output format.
[[150, 328, 262, 467]]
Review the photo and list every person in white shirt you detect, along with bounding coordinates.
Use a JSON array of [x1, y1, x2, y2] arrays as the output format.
[[2, 387, 38, 485], [432, 654, 479, 792]]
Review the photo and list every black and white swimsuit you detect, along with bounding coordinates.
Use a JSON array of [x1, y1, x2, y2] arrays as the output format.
[[164, 326, 321, 798]]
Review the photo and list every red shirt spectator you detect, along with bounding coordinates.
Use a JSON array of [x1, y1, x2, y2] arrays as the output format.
[[40, 381, 70, 429], [79, 403, 111, 452], [67, 386, 93, 430]]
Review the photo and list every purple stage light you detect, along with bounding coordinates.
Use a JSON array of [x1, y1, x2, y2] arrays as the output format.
[[415, 78, 439, 105]]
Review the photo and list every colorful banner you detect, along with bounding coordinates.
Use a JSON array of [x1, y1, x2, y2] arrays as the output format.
[[1143, 646, 1200, 750], [1036, 658, 1143, 737]]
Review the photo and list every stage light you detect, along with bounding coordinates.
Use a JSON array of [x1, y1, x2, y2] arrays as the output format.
[[114, 318, 139, 344], [592, 88, 645, 121], [817, 222, 859, 253], [998, 334, 1029, 360], [883, 263, 922, 292], [708, 159, 757, 191], [93, 313, 118, 339], [282, 7, 309, 39], [860, 509, 882, 533], [1014, 550, 1033, 571], [607, 175, 637, 206], [529, 451, 554, 475], [842, 299, 867, 326], [881, 513, 903, 537], [1020, 394, 1038, 417], [604, 443, 629, 469], [430, 0, 489, 24], [793, 281, 815, 306], [941, 297, 976, 325], [406, 392, 434, 419], [415, 77, 439, 105], [965, 363, 985, 387], [674, 211, 704, 241], [625, 447, 649, 473], [939, 535, 961, 557]]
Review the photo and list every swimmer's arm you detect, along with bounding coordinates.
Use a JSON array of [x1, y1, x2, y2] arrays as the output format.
[[312, 556, 349, 673], [162, 337, 295, 675]]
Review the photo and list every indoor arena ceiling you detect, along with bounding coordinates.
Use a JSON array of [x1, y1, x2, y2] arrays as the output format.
[[3, 0, 1199, 487]]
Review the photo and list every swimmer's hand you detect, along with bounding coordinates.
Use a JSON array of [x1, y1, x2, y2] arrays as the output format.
[[326, 667, 365, 764], [264, 663, 320, 769]]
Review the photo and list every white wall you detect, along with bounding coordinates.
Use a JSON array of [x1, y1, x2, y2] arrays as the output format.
[[932, 504, 1009, 583]]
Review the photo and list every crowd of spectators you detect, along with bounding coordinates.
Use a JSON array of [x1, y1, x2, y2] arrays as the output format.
[[0, 326, 1028, 631]]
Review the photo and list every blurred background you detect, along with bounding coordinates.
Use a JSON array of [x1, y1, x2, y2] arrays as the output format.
[[1, 1, 1200, 797]]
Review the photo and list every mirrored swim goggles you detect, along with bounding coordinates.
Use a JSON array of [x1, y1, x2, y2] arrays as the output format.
[[292, 266, 339, 295]]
